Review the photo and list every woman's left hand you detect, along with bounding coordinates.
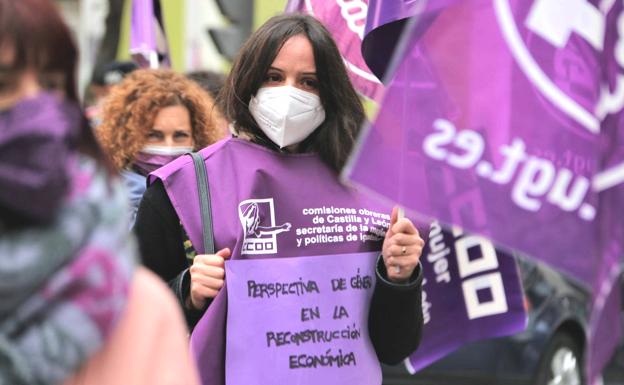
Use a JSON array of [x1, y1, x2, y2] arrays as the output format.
[[382, 206, 424, 283]]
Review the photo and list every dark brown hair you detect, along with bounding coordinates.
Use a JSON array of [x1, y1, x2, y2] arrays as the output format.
[[0, 0, 109, 166], [219, 13, 365, 172]]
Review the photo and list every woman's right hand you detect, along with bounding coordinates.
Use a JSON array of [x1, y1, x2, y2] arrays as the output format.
[[187, 248, 231, 310]]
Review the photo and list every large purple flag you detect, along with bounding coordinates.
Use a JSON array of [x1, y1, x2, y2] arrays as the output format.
[[342, 1, 624, 383]]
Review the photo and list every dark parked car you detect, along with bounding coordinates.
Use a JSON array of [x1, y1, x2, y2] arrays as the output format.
[[382, 257, 624, 385]]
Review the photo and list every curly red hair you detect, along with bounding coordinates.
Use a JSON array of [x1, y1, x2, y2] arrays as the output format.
[[97, 69, 222, 170]]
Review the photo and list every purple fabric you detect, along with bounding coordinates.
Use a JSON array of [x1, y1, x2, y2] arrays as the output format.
[[284, 0, 302, 13], [0, 93, 80, 223], [225, 252, 381, 385], [130, 0, 156, 57], [407, 222, 525, 372], [362, 0, 458, 82], [364, 0, 453, 36], [130, 0, 168, 67], [344, 1, 624, 382], [132, 152, 179, 176]]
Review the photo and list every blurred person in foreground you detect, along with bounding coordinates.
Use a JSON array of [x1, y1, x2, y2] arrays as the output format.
[[0, 1, 199, 384], [96, 68, 222, 226]]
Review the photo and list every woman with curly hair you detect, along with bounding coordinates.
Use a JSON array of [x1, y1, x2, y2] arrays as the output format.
[[97, 68, 222, 225]]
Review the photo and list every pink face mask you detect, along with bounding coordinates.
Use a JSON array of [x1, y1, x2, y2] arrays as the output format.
[[132, 145, 193, 176]]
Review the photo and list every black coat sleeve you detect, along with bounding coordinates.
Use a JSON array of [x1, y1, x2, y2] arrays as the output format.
[[133, 180, 205, 328], [368, 257, 424, 365]]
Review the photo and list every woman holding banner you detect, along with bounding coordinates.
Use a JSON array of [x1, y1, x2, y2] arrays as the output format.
[[135, 13, 425, 385]]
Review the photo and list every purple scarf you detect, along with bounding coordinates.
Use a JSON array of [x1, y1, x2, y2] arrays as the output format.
[[0, 93, 81, 224], [133, 152, 180, 176]]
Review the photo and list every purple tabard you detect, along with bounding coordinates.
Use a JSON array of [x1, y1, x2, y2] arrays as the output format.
[[150, 138, 398, 385]]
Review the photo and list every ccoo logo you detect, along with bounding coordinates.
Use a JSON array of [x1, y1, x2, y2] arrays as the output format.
[[238, 198, 292, 255]]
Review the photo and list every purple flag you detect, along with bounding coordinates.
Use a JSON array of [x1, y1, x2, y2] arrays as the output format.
[[225, 252, 381, 385], [343, 1, 624, 382], [130, 0, 169, 68], [362, 0, 458, 83]]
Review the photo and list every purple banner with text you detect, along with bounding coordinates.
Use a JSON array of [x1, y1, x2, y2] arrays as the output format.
[[225, 252, 381, 385]]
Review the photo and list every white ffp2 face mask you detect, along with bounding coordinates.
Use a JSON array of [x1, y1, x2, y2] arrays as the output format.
[[249, 86, 325, 148]]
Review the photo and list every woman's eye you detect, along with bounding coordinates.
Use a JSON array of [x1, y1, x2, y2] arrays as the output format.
[[264, 73, 282, 83], [147, 131, 162, 139], [302, 78, 318, 89], [174, 131, 190, 139]]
